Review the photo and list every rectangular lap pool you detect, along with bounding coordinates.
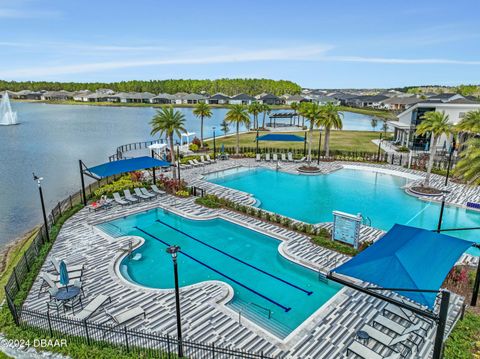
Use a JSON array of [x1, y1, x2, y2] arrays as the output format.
[[97, 209, 341, 339], [205, 166, 480, 256]]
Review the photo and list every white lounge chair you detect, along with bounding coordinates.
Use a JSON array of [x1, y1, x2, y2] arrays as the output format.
[[113, 192, 129, 206], [287, 152, 294, 162], [134, 188, 151, 200], [193, 159, 204, 167], [294, 156, 306, 163], [206, 155, 216, 163], [384, 303, 433, 327], [256, 154, 261, 161], [188, 160, 200, 167], [373, 315, 426, 344], [347, 340, 400, 359], [51, 258, 84, 274], [123, 189, 138, 203], [272, 153, 278, 161], [105, 307, 146, 330], [140, 188, 156, 198], [71, 294, 111, 321], [151, 185, 166, 195], [281, 153, 287, 161], [265, 153, 271, 161], [200, 155, 211, 165], [361, 325, 411, 353]]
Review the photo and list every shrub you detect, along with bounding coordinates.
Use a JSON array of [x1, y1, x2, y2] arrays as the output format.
[[189, 143, 199, 152], [311, 233, 359, 256], [195, 195, 221, 208], [156, 174, 187, 194], [175, 190, 190, 198], [396, 146, 410, 152], [94, 175, 142, 197]]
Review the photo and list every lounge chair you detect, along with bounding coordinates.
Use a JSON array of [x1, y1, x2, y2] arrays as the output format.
[[134, 188, 151, 200], [281, 153, 287, 161], [47, 271, 83, 283], [151, 185, 166, 196], [51, 258, 84, 274], [256, 154, 261, 161], [294, 156, 306, 163], [287, 152, 294, 162], [188, 159, 200, 167], [200, 155, 211, 165], [123, 189, 138, 203], [103, 306, 146, 337], [373, 315, 426, 344], [347, 341, 400, 359], [384, 303, 433, 328], [193, 159, 204, 167], [265, 153, 271, 161], [113, 192, 129, 206], [39, 272, 81, 296], [272, 153, 278, 161], [206, 155, 216, 163], [140, 188, 156, 198], [71, 294, 111, 321], [361, 325, 411, 354]]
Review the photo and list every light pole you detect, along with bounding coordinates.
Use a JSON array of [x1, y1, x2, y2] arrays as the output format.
[[33, 173, 50, 242], [377, 132, 383, 162], [212, 126, 217, 161], [166, 245, 183, 358], [176, 144, 181, 182], [317, 128, 322, 165], [437, 139, 456, 233], [256, 127, 260, 154]]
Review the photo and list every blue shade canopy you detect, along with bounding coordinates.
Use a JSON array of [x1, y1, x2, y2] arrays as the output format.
[[332, 224, 473, 309], [87, 157, 170, 178], [256, 134, 305, 142]]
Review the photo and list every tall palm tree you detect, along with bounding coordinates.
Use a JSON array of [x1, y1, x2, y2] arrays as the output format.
[[220, 120, 229, 136], [193, 102, 212, 148], [248, 102, 262, 129], [415, 111, 452, 186], [455, 138, 480, 185], [225, 104, 250, 155], [300, 102, 323, 163], [150, 107, 186, 179], [290, 102, 299, 125], [319, 103, 343, 157], [457, 109, 480, 133], [260, 103, 271, 128]]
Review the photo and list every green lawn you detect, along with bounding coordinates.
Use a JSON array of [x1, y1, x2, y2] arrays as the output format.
[[209, 130, 383, 152]]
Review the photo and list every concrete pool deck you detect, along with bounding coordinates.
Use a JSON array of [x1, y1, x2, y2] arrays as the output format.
[[22, 158, 478, 358]]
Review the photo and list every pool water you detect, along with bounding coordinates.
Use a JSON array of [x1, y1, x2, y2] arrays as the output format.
[[206, 167, 480, 256], [97, 209, 342, 338]]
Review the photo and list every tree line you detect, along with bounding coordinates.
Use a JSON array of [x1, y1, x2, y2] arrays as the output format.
[[0, 78, 302, 96]]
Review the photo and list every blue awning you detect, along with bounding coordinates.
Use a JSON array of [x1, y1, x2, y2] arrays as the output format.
[[256, 134, 305, 142], [332, 224, 472, 309], [86, 156, 171, 178]]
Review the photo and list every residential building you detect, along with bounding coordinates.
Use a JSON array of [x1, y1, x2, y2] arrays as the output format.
[[151, 93, 175, 104], [389, 95, 480, 150], [208, 93, 231, 105], [15, 90, 43, 100], [116, 92, 155, 103], [381, 96, 421, 111], [180, 93, 207, 104], [283, 94, 309, 105], [256, 93, 284, 105], [345, 95, 389, 108], [307, 94, 340, 105], [229, 93, 255, 105], [40, 91, 74, 101]]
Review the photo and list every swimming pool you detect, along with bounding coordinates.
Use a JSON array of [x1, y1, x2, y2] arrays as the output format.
[[97, 209, 342, 339], [205, 167, 480, 256]]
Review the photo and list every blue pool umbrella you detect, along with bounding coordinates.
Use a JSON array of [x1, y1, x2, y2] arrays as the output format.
[[59, 260, 69, 289], [221, 143, 225, 154]]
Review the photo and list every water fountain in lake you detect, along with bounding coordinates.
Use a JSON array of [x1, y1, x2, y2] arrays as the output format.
[[0, 92, 19, 126]]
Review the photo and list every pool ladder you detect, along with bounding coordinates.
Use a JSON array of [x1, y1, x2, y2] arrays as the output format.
[[362, 215, 372, 227]]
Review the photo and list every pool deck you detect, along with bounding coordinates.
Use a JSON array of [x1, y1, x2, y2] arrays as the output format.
[[22, 159, 479, 358]]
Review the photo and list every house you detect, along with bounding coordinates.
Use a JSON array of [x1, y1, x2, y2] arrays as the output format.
[[327, 92, 357, 105], [256, 93, 284, 105], [381, 96, 421, 111], [345, 95, 389, 109], [180, 93, 207, 104], [72, 91, 93, 101], [307, 94, 340, 105], [151, 93, 175, 104], [283, 94, 309, 105], [116, 92, 155, 103], [208, 93, 231, 105], [389, 95, 480, 150], [229, 93, 255, 105], [173, 92, 189, 105], [15, 90, 43, 100], [40, 91, 74, 101], [84, 92, 120, 102]]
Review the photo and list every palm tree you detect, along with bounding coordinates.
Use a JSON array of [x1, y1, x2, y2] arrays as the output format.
[[319, 103, 343, 157], [300, 102, 323, 163], [371, 117, 378, 131], [455, 138, 480, 185], [260, 103, 271, 128], [220, 120, 229, 136], [192, 102, 212, 148], [225, 104, 250, 155], [290, 102, 299, 125], [457, 110, 480, 133], [248, 102, 262, 129], [415, 111, 452, 186], [150, 107, 186, 179]]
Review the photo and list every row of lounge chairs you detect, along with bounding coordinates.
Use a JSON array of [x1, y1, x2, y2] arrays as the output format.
[[112, 185, 165, 206], [181, 155, 216, 169], [255, 152, 306, 162], [347, 302, 432, 358]]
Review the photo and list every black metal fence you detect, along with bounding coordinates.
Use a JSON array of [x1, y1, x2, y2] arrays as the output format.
[[109, 140, 164, 162], [3, 179, 272, 359]]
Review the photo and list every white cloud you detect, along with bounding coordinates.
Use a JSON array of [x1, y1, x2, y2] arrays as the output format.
[[324, 55, 480, 65]]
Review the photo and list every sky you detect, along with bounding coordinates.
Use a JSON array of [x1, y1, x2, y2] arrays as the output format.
[[1, 0, 480, 89]]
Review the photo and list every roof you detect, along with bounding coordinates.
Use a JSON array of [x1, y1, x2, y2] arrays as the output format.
[[231, 93, 256, 101], [257, 93, 280, 100], [381, 96, 421, 105], [285, 94, 307, 101], [257, 133, 305, 142], [152, 93, 175, 100], [181, 93, 207, 100], [351, 95, 389, 103], [209, 93, 231, 100], [332, 224, 473, 309], [427, 93, 458, 100], [86, 156, 171, 178]]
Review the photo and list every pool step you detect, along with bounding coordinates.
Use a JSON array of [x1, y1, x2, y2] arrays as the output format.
[[228, 298, 292, 339], [96, 222, 124, 238]]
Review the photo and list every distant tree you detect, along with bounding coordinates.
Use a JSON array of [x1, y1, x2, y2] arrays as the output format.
[[225, 104, 250, 155], [192, 102, 212, 148], [371, 118, 378, 131], [220, 120, 229, 136], [260, 103, 271, 128], [290, 102, 299, 125], [415, 111, 452, 186], [248, 102, 263, 129], [319, 103, 343, 157], [150, 107, 186, 179], [381, 120, 389, 136], [300, 102, 323, 163]]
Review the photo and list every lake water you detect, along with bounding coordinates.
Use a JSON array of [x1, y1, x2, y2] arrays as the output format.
[[0, 102, 377, 248]]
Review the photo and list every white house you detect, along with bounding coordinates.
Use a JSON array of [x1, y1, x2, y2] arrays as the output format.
[[389, 96, 480, 150], [229, 93, 255, 105]]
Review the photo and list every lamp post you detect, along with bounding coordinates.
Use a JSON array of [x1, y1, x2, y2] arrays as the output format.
[[317, 128, 322, 165], [377, 132, 383, 162], [212, 126, 217, 161], [166, 245, 183, 358], [256, 127, 260, 154], [437, 139, 456, 233], [33, 173, 50, 242], [176, 144, 181, 182]]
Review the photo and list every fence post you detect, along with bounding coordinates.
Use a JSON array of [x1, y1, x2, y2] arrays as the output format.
[[84, 321, 91, 345], [212, 343, 215, 359], [23, 253, 30, 272], [5, 292, 19, 325], [124, 327, 129, 352], [69, 195, 73, 209], [47, 310, 53, 337], [57, 202, 62, 217], [13, 267, 20, 291], [167, 334, 171, 359]]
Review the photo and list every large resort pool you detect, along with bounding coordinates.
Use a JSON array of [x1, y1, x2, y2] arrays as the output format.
[[205, 167, 480, 256], [97, 209, 342, 339]]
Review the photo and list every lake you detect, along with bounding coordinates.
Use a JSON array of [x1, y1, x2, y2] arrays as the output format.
[[0, 102, 378, 248]]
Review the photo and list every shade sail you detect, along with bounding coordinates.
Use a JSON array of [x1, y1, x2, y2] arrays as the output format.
[[332, 224, 472, 309], [86, 156, 170, 178], [256, 134, 305, 142]]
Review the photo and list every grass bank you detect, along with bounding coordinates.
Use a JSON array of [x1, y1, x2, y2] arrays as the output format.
[[338, 106, 397, 120], [207, 130, 382, 152]]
